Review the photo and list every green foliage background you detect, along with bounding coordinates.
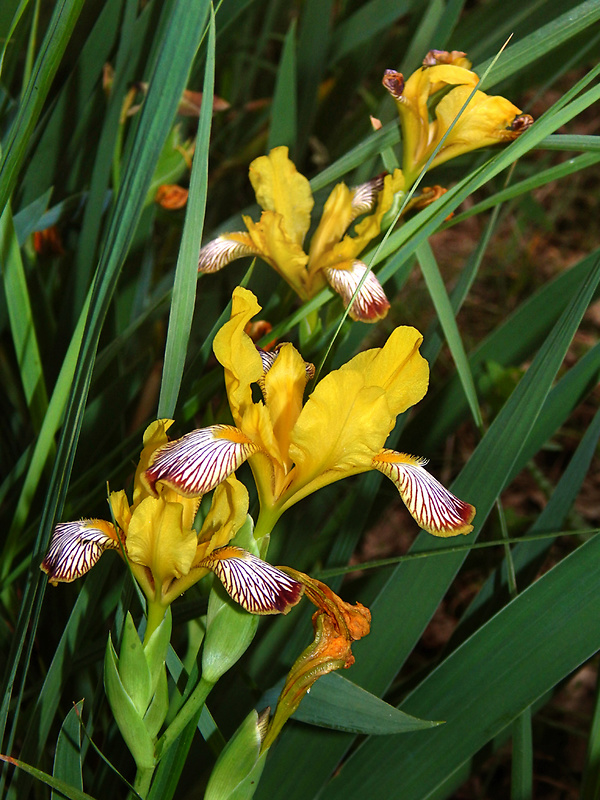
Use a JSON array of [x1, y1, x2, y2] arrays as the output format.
[[0, 0, 599, 797]]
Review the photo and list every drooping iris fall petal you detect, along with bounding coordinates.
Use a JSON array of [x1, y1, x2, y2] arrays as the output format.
[[324, 261, 390, 322], [41, 520, 120, 584], [143, 425, 259, 498], [372, 450, 475, 536], [199, 546, 304, 614]]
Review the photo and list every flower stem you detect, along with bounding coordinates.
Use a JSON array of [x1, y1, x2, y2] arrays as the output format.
[[155, 676, 213, 760], [144, 600, 167, 645], [130, 765, 154, 800]]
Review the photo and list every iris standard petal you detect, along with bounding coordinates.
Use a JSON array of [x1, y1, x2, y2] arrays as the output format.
[[199, 545, 304, 614], [126, 497, 198, 592], [324, 260, 390, 322], [339, 325, 429, 416], [286, 373, 394, 505], [248, 146, 314, 246], [372, 450, 475, 536], [143, 425, 259, 498], [213, 286, 269, 425], [41, 519, 120, 584]]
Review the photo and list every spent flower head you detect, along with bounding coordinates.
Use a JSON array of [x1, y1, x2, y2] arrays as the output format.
[[383, 50, 534, 183]]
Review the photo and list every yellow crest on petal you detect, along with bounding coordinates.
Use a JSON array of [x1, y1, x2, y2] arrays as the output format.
[[243, 212, 309, 293], [263, 343, 311, 472], [109, 489, 132, 534], [248, 146, 314, 246], [126, 496, 198, 596], [307, 183, 356, 271]]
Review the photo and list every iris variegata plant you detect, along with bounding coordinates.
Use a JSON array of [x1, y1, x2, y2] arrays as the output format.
[[143, 287, 475, 540]]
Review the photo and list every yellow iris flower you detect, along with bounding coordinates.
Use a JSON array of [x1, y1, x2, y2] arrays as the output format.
[[41, 420, 303, 625], [383, 50, 533, 183], [144, 287, 475, 538], [197, 146, 405, 323]]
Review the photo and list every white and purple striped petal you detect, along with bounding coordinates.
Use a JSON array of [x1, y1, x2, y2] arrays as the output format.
[[144, 425, 258, 498], [41, 520, 120, 584], [373, 450, 475, 536], [200, 546, 304, 615]]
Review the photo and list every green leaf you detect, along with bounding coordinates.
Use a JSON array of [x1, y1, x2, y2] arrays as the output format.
[[104, 636, 156, 770], [0, 200, 48, 431], [51, 701, 84, 800], [476, 0, 600, 90], [416, 239, 483, 429], [119, 613, 153, 717], [0, 754, 96, 800], [0, 0, 86, 218], [274, 672, 441, 735], [267, 19, 297, 153], [326, 533, 600, 799], [158, 8, 214, 418]]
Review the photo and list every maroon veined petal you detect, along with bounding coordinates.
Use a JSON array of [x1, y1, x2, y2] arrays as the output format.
[[200, 546, 304, 615], [41, 520, 120, 584], [143, 424, 259, 498], [373, 450, 475, 536], [350, 173, 386, 218], [324, 260, 390, 322], [198, 235, 260, 273]]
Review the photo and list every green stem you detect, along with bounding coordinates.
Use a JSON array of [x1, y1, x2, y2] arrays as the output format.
[[144, 601, 167, 645], [130, 765, 154, 800], [155, 676, 213, 760], [253, 506, 281, 542]]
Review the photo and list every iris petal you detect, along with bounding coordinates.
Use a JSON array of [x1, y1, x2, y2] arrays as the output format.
[[198, 234, 259, 273], [199, 545, 304, 614], [324, 260, 390, 322], [41, 520, 120, 584], [143, 425, 259, 498], [373, 450, 475, 536]]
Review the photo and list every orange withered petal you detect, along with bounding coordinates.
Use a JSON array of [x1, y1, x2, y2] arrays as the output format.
[[155, 184, 189, 210], [41, 520, 120, 584], [324, 260, 390, 322], [373, 450, 475, 536], [199, 546, 304, 614], [143, 425, 259, 498]]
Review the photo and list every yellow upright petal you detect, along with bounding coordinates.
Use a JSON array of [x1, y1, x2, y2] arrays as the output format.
[[307, 183, 355, 273], [340, 326, 429, 416], [134, 419, 174, 506], [285, 371, 394, 505], [314, 170, 405, 269], [213, 287, 265, 427], [109, 489, 132, 534], [263, 343, 311, 473], [243, 211, 309, 295], [248, 147, 314, 247], [431, 86, 526, 166], [195, 475, 249, 562], [126, 496, 197, 599]]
